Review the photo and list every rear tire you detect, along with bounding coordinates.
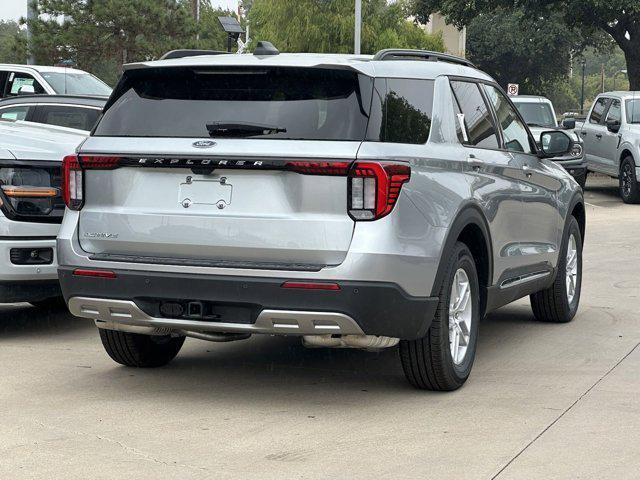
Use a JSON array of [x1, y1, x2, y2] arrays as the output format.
[[619, 156, 640, 204], [99, 329, 185, 367], [399, 242, 480, 391], [530, 216, 582, 323]]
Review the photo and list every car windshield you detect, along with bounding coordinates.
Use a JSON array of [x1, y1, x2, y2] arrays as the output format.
[[40, 71, 112, 96], [513, 101, 556, 127], [626, 98, 640, 124]]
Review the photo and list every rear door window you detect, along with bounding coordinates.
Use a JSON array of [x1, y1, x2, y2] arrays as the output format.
[[589, 98, 610, 124], [366, 78, 434, 144], [0, 105, 32, 121], [450, 80, 499, 149], [35, 105, 101, 131]]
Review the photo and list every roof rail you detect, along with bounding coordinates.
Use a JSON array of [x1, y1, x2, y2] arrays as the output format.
[[160, 49, 227, 60], [372, 49, 475, 68]]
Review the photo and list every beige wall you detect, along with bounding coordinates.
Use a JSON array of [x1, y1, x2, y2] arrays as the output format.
[[423, 13, 466, 58]]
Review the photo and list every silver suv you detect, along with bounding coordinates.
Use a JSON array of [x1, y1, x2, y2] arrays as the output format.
[[58, 48, 586, 391]]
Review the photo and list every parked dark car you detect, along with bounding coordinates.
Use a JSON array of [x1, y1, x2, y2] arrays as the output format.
[[0, 94, 106, 132]]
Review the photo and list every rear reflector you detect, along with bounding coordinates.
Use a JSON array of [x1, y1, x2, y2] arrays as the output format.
[[72, 268, 117, 279], [281, 281, 340, 290]]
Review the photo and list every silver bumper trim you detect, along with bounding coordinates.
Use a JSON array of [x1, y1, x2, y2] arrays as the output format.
[[68, 297, 365, 336]]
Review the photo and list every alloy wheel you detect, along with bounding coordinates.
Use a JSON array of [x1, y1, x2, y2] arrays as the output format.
[[565, 234, 579, 304], [449, 268, 473, 365], [622, 163, 633, 198]]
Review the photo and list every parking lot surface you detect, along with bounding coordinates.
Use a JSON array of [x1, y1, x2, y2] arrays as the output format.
[[1, 175, 638, 480]]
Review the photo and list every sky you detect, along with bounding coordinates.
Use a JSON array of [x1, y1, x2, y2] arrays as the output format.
[[0, 0, 239, 22]]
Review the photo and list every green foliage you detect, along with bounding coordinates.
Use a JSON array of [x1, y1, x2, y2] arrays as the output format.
[[0, 21, 28, 64], [466, 9, 589, 92], [248, 0, 443, 54], [411, 0, 640, 89], [27, 0, 199, 85], [197, 3, 237, 52]]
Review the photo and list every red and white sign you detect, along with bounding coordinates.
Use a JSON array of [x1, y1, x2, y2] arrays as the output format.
[[507, 83, 519, 96]]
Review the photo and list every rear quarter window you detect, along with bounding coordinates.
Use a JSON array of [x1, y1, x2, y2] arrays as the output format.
[[366, 78, 434, 144]]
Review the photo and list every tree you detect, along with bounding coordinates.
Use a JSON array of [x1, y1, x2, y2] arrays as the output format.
[[27, 0, 198, 85], [412, 0, 640, 90], [248, 0, 443, 54], [0, 21, 27, 64], [466, 9, 589, 92], [197, 3, 237, 52]]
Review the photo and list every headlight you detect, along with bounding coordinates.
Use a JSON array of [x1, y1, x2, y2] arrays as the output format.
[[0, 165, 63, 220], [570, 143, 583, 158]]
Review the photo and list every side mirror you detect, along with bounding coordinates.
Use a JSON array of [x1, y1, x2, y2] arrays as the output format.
[[562, 117, 576, 130], [539, 130, 574, 158], [17, 85, 35, 95], [606, 119, 621, 133]]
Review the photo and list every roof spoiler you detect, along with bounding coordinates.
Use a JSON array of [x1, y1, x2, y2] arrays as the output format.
[[373, 49, 475, 68]]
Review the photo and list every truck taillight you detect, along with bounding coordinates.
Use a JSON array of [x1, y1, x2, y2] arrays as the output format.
[[62, 155, 121, 211], [348, 162, 410, 221]]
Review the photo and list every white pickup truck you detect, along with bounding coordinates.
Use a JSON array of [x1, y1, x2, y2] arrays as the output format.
[[577, 91, 640, 203], [0, 119, 86, 305], [511, 95, 587, 189]]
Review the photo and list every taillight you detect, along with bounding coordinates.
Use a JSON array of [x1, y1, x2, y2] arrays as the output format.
[[62, 155, 121, 211], [348, 162, 410, 220], [284, 161, 350, 176]]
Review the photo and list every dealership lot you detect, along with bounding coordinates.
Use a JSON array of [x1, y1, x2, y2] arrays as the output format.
[[0, 174, 638, 480]]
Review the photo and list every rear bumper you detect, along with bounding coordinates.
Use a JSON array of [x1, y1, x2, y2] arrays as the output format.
[[58, 268, 438, 340]]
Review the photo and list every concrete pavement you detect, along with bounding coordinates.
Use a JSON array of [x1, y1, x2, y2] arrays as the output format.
[[1, 175, 638, 479]]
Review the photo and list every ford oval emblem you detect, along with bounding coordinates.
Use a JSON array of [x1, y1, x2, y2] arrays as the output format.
[[192, 140, 217, 149]]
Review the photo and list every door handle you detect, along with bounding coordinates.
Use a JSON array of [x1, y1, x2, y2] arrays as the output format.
[[595, 133, 603, 140], [523, 164, 533, 178], [580, 131, 587, 136], [466, 154, 485, 170]]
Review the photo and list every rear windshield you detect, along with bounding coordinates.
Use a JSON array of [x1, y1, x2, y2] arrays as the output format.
[[95, 67, 373, 140]]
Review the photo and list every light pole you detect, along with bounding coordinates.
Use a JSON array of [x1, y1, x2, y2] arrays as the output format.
[[613, 69, 628, 90], [580, 59, 586, 115], [27, 0, 37, 65], [354, 0, 361, 55]]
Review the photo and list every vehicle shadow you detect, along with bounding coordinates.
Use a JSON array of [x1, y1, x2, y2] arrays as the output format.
[[0, 303, 89, 339], [67, 303, 543, 402], [584, 175, 620, 204]]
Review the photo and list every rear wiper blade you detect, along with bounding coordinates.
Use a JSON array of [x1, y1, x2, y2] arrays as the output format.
[[206, 122, 287, 137]]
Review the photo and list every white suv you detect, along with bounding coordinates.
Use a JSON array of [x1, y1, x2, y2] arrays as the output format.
[[0, 64, 112, 98]]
